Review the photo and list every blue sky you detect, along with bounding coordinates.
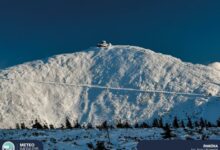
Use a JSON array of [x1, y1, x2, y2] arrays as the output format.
[[0, 0, 220, 68]]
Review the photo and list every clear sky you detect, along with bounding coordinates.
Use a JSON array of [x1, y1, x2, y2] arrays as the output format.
[[0, 0, 220, 68]]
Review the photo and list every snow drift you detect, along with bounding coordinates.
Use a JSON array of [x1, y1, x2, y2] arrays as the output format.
[[0, 45, 220, 129]]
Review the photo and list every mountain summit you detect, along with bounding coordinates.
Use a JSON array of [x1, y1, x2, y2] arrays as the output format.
[[0, 45, 220, 128]]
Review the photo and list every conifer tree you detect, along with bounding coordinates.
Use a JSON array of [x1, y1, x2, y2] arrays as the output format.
[[140, 122, 150, 128], [49, 124, 54, 129], [73, 119, 81, 128], [87, 123, 93, 129], [116, 120, 123, 128], [187, 117, 193, 129], [195, 121, 200, 128], [32, 119, 43, 129], [199, 118, 205, 128], [152, 118, 159, 128], [65, 117, 72, 129], [20, 123, 26, 129], [101, 121, 108, 129], [134, 122, 139, 128], [172, 116, 179, 128], [124, 121, 131, 128], [206, 122, 212, 128], [158, 118, 164, 128], [217, 118, 220, 127], [162, 123, 175, 139], [16, 123, 20, 129], [180, 120, 185, 128], [43, 124, 49, 129]]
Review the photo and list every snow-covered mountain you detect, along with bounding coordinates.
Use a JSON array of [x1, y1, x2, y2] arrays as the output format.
[[0, 45, 220, 129]]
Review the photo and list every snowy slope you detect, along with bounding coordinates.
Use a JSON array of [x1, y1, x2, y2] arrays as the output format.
[[0, 45, 220, 129]]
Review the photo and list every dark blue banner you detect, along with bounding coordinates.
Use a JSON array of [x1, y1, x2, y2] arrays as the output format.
[[0, 140, 43, 150], [137, 140, 220, 150]]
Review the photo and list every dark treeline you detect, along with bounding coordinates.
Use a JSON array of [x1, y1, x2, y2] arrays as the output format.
[[15, 116, 220, 130]]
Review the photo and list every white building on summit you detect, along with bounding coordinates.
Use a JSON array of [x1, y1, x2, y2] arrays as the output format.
[[97, 40, 111, 48]]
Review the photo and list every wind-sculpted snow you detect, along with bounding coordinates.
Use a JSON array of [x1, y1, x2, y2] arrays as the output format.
[[0, 45, 220, 129]]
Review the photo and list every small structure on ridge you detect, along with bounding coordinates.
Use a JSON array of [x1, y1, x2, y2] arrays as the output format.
[[97, 40, 112, 48]]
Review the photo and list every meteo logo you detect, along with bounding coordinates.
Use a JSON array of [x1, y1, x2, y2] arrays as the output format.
[[203, 144, 218, 148], [2, 141, 15, 150]]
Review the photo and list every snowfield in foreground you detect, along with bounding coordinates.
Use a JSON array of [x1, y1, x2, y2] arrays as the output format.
[[0, 45, 220, 128], [0, 128, 220, 150]]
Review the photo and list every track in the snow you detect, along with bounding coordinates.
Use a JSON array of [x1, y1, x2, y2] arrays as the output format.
[[0, 77, 220, 98]]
